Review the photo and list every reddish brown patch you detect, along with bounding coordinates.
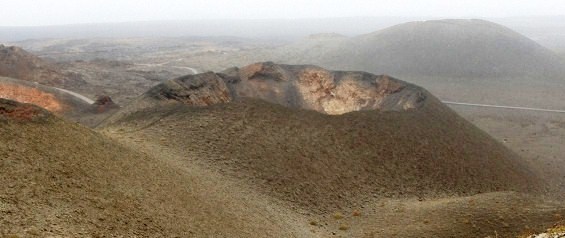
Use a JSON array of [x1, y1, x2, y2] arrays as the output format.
[[0, 84, 65, 113], [0, 100, 46, 121]]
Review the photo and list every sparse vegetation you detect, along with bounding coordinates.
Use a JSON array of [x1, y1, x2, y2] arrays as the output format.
[[338, 224, 349, 231], [547, 224, 565, 234]]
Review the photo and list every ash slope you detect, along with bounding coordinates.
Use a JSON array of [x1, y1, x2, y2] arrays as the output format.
[[281, 19, 565, 79], [103, 62, 541, 212], [0, 98, 309, 237]]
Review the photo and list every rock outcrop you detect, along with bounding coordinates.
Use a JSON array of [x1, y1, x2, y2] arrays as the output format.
[[90, 95, 119, 113], [129, 62, 427, 116], [0, 81, 65, 113], [223, 62, 426, 114], [146, 72, 232, 106]]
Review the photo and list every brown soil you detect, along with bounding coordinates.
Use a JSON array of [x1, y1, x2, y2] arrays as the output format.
[[0, 99, 310, 237], [0, 96, 563, 237], [102, 97, 541, 213], [107, 130, 565, 238]]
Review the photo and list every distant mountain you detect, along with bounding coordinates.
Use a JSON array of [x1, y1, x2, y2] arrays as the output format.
[[0, 45, 70, 86], [0, 17, 424, 42], [103, 62, 541, 212], [281, 19, 565, 80]]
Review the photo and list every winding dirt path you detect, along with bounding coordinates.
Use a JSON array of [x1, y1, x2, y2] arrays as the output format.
[[53, 87, 95, 104]]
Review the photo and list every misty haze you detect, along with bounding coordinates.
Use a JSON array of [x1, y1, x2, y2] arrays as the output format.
[[1, 1, 565, 237]]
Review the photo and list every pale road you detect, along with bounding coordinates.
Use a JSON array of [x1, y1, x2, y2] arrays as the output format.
[[49, 86, 565, 114], [53, 87, 95, 104], [442, 101, 565, 113]]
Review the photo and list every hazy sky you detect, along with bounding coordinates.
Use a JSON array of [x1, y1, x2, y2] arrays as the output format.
[[1, 0, 564, 26]]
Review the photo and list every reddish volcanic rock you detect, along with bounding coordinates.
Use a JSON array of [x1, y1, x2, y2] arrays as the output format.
[[0, 83, 65, 113], [0, 98, 49, 121], [127, 62, 426, 115]]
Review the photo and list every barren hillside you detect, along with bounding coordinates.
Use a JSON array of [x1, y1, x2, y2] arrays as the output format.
[[2, 63, 564, 237], [102, 62, 542, 213], [0, 45, 74, 86], [0, 98, 311, 237]]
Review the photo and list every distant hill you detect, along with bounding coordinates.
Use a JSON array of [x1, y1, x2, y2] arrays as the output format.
[[0, 45, 71, 86], [279, 19, 565, 80], [0, 17, 423, 42], [102, 62, 541, 212]]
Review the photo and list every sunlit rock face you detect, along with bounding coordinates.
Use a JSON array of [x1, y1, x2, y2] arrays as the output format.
[[222, 62, 427, 114]]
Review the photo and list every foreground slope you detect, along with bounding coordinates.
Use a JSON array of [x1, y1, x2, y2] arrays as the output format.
[[1, 95, 559, 237], [0, 98, 310, 237], [102, 62, 542, 213]]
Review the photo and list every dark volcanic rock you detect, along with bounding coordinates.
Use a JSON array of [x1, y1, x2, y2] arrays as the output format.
[[91, 95, 120, 113], [0, 98, 50, 122], [146, 72, 232, 106]]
